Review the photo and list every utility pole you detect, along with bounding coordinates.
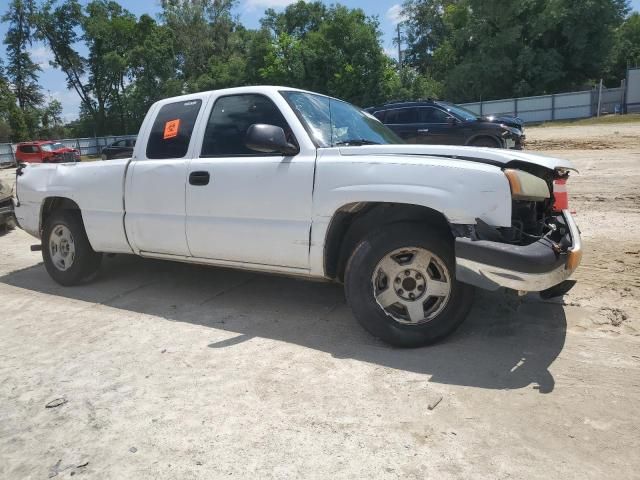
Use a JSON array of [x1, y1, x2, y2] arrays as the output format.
[[597, 78, 603, 117], [397, 23, 402, 65]]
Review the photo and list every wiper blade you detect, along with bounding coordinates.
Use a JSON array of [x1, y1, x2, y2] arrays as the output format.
[[334, 139, 380, 146]]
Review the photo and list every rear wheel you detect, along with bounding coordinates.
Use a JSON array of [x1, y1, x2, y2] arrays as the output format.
[[42, 210, 102, 286], [344, 223, 474, 347]]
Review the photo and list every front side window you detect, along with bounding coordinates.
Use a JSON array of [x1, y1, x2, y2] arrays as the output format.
[[372, 110, 386, 122], [201, 94, 294, 157], [281, 91, 403, 147], [419, 107, 451, 123], [435, 101, 478, 121], [40, 144, 53, 152], [146, 99, 202, 159]]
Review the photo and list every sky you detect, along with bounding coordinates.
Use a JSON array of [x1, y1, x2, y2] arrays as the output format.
[[0, 0, 639, 121]]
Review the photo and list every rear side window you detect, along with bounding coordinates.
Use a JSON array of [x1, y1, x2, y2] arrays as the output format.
[[146, 99, 202, 159], [19, 145, 38, 153], [201, 94, 293, 157], [385, 108, 417, 124]]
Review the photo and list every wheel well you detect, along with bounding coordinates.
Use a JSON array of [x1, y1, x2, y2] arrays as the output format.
[[40, 197, 81, 233], [468, 135, 502, 147], [324, 202, 452, 282]]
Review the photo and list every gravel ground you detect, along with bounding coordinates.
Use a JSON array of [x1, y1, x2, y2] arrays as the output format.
[[0, 122, 639, 479]]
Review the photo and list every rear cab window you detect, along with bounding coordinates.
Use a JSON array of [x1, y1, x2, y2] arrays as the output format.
[[146, 99, 202, 159]]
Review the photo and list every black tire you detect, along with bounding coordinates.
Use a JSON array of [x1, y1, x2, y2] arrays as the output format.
[[42, 210, 102, 286], [344, 223, 474, 348], [471, 137, 501, 148]]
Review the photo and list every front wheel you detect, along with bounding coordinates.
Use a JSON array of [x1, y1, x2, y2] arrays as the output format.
[[42, 210, 102, 286], [471, 137, 501, 148], [344, 223, 474, 348]]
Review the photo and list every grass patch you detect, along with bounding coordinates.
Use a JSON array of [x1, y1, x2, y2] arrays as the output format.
[[533, 114, 640, 128]]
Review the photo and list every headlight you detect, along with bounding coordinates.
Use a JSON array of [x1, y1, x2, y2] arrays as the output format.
[[501, 125, 522, 136], [504, 169, 550, 201]]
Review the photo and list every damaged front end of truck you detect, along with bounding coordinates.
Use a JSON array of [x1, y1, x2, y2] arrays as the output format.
[[455, 161, 581, 298]]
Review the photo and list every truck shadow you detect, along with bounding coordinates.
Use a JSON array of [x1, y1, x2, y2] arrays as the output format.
[[0, 254, 567, 393]]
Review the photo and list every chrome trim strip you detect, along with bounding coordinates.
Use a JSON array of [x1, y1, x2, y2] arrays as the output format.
[[563, 209, 581, 258]]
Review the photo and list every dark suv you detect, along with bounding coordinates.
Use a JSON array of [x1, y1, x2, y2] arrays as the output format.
[[101, 138, 136, 160], [365, 100, 525, 149]]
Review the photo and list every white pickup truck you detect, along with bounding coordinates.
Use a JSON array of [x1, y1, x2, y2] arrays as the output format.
[[13, 86, 582, 347]]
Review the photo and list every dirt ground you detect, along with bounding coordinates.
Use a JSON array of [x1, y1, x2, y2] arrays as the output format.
[[0, 122, 639, 479]]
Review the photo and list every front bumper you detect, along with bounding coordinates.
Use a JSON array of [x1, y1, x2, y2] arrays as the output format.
[[504, 134, 525, 150], [455, 210, 581, 292]]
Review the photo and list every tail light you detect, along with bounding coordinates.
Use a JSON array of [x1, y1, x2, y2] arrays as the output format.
[[552, 178, 569, 211]]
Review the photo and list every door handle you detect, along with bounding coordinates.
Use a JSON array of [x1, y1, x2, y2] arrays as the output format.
[[189, 171, 210, 186], [417, 129, 429, 134]]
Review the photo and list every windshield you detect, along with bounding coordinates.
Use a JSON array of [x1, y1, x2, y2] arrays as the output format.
[[51, 142, 65, 150], [435, 102, 479, 122], [281, 91, 403, 147]]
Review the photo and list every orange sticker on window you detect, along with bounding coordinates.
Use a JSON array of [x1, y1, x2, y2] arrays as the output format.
[[163, 119, 180, 139]]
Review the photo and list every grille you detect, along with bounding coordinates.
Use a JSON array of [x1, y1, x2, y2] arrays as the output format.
[[60, 152, 75, 162]]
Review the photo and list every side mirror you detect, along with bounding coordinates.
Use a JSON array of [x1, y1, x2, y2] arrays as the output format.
[[245, 124, 299, 156], [447, 117, 458, 126]]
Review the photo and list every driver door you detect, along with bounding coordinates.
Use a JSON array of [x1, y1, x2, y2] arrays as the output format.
[[185, 93, 315, 269]]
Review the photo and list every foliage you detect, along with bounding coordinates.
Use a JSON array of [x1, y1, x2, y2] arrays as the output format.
[[402, 0, 630, 102], [258, 2, 406, 106], [0, 0, 637, 139], [607, 12, 640, 81], [2, 0, 43, 110], [0, 59, 29, 141]]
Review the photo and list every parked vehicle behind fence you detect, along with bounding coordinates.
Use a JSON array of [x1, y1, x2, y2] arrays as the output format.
[[101, 138, 136, 160], [366, 100, 525, 149], [13, 86, 580, 347], [15, 141, 80, 163]]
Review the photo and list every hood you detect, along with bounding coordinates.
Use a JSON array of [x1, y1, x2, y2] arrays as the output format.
[[338, 144, 575, 172], [482, 115, 524, 129]]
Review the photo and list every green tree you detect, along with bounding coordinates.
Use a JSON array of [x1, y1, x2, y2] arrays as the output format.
[[161, 0, 238, 91], [125, 15, 182, 127], [33, 0, 137, 135], [401, 0, 453, 74], [402, 0, 629, 102], [259, 2, 392, 106], [2, 0, 43, 111], [0, 58, 29, 142], [607, 12, 640, 82]]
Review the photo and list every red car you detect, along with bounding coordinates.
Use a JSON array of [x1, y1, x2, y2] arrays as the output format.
[[15, 141, 80, 163]]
